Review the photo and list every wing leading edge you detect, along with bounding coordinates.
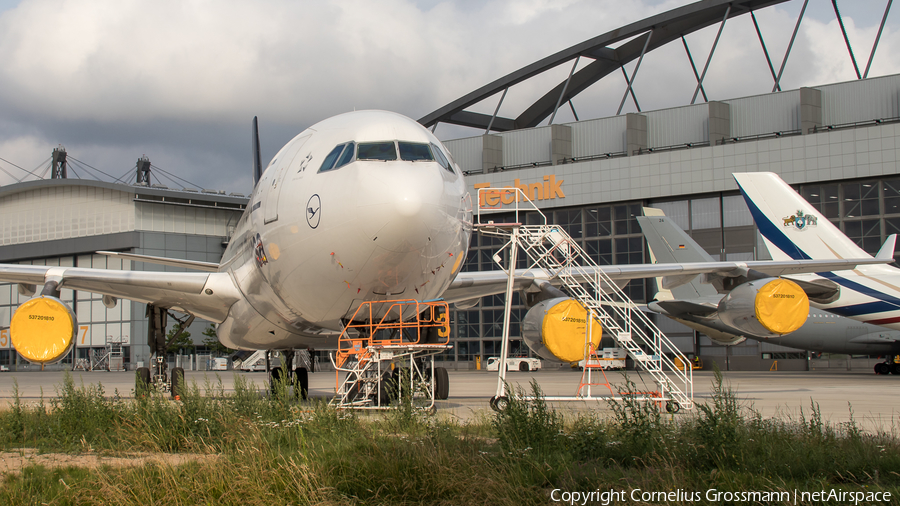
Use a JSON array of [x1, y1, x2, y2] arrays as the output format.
[[443, 257, 890, 304], [0, 264, 241, 322]]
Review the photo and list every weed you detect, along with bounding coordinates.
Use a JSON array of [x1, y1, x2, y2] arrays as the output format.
[[491, 380, 563, 457]]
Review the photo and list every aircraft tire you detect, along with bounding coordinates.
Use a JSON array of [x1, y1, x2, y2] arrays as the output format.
[[874, 363, 890, 375], [891, 363, 900, 375], [170, 367, 185, 399], [666, 401, 681, 414], [434, 366, 449, 400], [519, 362, 529, 372], [136, 367, 151, 396], [492, 396, 509, 413], [270, 366, 285, 395], [293, 367, 309, 399]]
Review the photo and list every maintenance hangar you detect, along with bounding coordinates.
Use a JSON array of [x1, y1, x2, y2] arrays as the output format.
[[422, 0, 900, 371], [0, 179, 247, 370], [2, 0, 898, 372], [435, 73, 900, 372]]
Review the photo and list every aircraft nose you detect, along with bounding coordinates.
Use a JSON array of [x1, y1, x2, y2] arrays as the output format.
[[355, 165, 444, 252], [395, 190, 423, 218]]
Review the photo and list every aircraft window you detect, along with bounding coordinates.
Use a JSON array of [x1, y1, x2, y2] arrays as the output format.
[[399, 142, 434, 162], [431, 143, 454, 173], [319, 144, 346, 172], [335, 142, 355, 169], [357, 142, 397, 161]]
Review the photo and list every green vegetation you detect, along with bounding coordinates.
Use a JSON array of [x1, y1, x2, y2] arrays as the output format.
[[0, 371, 898, 505]]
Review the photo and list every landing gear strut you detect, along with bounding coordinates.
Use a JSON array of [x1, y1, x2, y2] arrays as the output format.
[[135, 304, 194, 398], [268, 349, 310, 399]]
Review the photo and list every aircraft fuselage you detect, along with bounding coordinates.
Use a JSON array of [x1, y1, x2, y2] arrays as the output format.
[[215, 111, 472, 350]]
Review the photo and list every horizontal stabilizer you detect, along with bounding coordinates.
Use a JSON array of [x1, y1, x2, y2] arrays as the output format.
[[96, 251, 220, 273]]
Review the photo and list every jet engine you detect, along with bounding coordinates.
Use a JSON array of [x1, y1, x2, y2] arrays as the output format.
[[10, 295, 78, 364], [522, 297, 602, 363], [717, 278, 809, 338]]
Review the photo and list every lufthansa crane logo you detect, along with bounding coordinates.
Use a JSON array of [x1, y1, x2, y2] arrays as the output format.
[[307, 194, 321, 229], [782, 210, 817, 231]]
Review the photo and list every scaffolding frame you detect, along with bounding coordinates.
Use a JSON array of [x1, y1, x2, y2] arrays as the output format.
[[329, 299, 452, 410], [477, 187, 692, 412]]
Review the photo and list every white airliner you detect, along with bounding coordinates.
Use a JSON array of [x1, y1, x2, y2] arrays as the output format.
[[0, 113, 891, 394], [736, 172, 900, 330], [638, 209, 900, 369]]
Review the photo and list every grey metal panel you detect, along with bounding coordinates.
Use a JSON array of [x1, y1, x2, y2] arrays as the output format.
[[646, 104, 709, 147], [165, 234, 187, 251], [731, 343, 760, 356], [186, 236, 207, 252], [760, 341, 805, 353], [444, 137, 483, 174], [819, 74, 900, 125], [567, 115, 628, 157], [501, 126, 551, 166], [725, 89, 801, 137], [142, 233, 165, 249], [0, 231, 140, 263], [722, 195, 752, 227]]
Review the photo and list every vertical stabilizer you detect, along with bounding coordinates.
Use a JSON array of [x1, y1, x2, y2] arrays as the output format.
[[637, 210, 718, 300], [252, 117, 263, 186], [734, 172, 870, 261]]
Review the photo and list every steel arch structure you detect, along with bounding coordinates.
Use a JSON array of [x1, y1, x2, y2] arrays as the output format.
[[419, 0, 792, 132]]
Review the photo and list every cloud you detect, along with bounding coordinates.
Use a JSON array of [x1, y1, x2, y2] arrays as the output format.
[[0, 0, 897, 194]]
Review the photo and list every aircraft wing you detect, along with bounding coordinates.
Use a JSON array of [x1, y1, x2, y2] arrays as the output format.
[[0, 264, 241, 322], [96, 250, 220, 272], [443, 257, 890, 304]]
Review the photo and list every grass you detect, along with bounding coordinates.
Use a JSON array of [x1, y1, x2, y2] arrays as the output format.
[[0, 370, 898, 504]]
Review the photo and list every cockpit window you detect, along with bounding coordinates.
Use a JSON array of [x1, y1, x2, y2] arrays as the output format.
[[430, 143, 454, 174], [398, 142, 434, 162], [319, 144, 346, 172], [357, 142, 397, 161], [335, 142, 355, 169]]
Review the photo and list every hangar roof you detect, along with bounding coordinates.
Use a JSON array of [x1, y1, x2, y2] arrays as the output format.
[[419, 0, 791, 132]]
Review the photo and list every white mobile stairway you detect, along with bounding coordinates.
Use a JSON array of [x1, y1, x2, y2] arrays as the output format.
[[477, 188, 693, 412]]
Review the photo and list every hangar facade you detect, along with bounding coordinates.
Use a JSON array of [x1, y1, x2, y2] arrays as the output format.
[[0, 180, 246, 370], [2, 74, 899, 372], [441, 73, 900, 371]]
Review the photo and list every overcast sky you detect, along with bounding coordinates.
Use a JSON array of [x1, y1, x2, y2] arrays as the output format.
[[0, 0, 898, 194]]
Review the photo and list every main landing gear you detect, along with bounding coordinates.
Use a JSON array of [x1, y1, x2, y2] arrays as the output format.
[[135, 304, 193, 398], [874, 357, 900, 375], [268, 349, 310, 399]]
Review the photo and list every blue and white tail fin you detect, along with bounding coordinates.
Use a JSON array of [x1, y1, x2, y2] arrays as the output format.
[[734, 172, 871, 262]]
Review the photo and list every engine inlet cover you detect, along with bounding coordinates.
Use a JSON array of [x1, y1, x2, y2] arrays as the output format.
[[717, 278, 809, 338], [10, 295, 77, 364], [522, 297, 602, 363]]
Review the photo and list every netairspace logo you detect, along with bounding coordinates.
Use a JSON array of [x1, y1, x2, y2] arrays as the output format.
[[549, 488, 893, 505]]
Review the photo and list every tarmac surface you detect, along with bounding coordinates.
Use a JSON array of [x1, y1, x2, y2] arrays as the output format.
[[0, 368, 897, 432]]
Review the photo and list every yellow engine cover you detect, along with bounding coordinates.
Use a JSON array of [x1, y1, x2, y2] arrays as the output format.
[[10, 296, 77, 364], [754, 278, 809, 335], [541, 299, 602, 363]]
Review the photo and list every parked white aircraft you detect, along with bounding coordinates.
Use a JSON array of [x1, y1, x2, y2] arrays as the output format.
[[638, 209, 900, 372], [736, 171, 900, 373], [0, 114, 891, 394]]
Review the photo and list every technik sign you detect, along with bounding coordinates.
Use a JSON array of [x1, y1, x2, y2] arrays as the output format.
[[474, 175, 565, 206]]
